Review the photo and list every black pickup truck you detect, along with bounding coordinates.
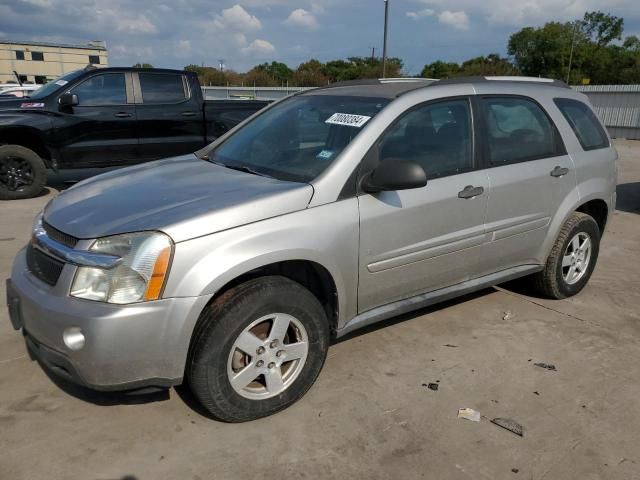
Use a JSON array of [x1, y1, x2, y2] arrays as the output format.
[[0, 67, 270, 199]]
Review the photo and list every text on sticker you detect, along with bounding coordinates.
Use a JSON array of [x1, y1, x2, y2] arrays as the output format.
[[325, 113, 371, 128]]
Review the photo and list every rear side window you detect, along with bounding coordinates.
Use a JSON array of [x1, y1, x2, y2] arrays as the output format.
[[481, 97, 560, 165], [139, 73, 187, 104], [554, 98, 609, 151]]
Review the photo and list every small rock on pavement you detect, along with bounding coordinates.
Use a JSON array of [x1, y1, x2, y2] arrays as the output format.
[[491, 418, 524, 437], [534, 362, 557, 371]]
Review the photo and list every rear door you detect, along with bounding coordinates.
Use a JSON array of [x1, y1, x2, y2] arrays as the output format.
[[134, 71, 204, 160], [55, 71, 137, 167], [357, 97, 490, 312], [476, 95, 575, 275]]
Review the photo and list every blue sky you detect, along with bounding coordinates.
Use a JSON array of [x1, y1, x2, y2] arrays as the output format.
[[1, 0, 638, 74]]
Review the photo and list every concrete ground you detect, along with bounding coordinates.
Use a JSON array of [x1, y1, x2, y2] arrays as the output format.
[[1, 140, 639, 480]]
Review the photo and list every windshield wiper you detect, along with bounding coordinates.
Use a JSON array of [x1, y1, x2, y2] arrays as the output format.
[[207, 158, 272, 178], [223, 164, 273, 178]]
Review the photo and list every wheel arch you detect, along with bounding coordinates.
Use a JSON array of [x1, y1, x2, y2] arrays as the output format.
[[0, 127, 53, 167]]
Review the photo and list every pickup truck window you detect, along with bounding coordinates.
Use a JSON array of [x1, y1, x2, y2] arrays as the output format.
[[29, 69, 85, 100], [209, 95, 389, 183], [139, 73, 187, 104], [71, 73, 127, 106]]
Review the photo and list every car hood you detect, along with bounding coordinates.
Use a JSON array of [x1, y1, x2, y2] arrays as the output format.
[[44, 155, 314, 242]]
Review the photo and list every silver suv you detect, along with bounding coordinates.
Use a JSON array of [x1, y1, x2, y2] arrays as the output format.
[[7, 77, 617, 422]]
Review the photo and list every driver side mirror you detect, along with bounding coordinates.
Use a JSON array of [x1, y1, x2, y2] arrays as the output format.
[[361, 160, 427, 193], [58, 93, 79, 108]]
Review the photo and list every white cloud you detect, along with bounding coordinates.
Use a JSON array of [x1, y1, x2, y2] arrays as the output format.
[[438, 10, 470, 30], [177, 39, 191, 53], [213, 4, 262, 32], [284, 8, 319, 29], [116, 14, 157, 34], [241, 38, 276, 56], [406, 8, 435, 19]]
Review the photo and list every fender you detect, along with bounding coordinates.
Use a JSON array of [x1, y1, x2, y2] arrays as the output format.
[[0, 114, 56, 168], [163, 199, 361, 329]]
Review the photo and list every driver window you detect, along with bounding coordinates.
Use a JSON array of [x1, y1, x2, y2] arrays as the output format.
[[71, 73, 126, 106], [378, 99, 473, 179]]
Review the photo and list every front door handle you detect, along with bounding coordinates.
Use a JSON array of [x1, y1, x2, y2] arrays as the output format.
[[181, 111, 197, 117], [550, 166, 569, 177], [114, 112, 132, 118], [458, 185, 484, 199]]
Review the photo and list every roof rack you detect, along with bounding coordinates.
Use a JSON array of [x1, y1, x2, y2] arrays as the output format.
[[433, 76, 569, 88], [318, 77, 434, 90]]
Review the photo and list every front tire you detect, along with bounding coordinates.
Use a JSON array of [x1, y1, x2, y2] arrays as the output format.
[[533, 212, 601, 299], [188, 276, 330, 422], [0, 145, 47, 200]]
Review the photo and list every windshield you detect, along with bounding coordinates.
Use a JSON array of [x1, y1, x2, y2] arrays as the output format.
[[28, 70, 85, 99], [208, 94, 390, 183]]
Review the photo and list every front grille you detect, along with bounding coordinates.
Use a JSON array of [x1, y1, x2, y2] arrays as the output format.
[[26, 244, 64, 286], [43, 221, 78, 248]]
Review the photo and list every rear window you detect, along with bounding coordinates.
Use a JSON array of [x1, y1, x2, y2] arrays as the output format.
[[554, 98, 609, 151], [139, 73, 188, 104]]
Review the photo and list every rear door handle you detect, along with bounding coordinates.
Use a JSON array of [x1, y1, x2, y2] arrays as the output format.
[[114, 112, 132, 118], [550, 166, 569, 177], [181, 111, 197, 117], [458, 185, 484, 199]]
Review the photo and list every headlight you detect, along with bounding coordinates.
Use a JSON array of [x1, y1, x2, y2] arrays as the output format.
[[70, 232, 173, 304]]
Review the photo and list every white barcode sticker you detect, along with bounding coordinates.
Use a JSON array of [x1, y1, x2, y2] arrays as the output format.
[[325, 113, 371, 128]]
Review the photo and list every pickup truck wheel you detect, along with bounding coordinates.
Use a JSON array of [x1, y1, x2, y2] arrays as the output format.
[[188, 276, 330, 422], [532, 212, 600, 299], [0, 145, 46, 200]]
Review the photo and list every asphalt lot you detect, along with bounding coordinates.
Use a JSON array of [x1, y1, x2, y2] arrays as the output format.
[[1, 140, 639, 480]]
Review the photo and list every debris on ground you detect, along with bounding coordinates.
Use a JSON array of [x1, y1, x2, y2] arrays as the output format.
[[511, 468, 519, 473], [491, 418, 524, 437], [533, 391, 540, 396], [458, 408, 481, 422], [503, 311, 513, 320], [443, 344, 458, 348], [421, 383, 439, 391], [534, 362, 557, 371]]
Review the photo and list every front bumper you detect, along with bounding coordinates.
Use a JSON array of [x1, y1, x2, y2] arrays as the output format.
[[8, 247, 212, 391]]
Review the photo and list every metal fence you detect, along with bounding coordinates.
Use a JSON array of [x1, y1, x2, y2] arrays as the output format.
[[201, 84, 640, 140], [202, 85, 312, 101], [574, 85, 640, 140]]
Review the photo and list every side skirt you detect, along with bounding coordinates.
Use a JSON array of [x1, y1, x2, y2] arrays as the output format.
[[336, 265, 542, 338]]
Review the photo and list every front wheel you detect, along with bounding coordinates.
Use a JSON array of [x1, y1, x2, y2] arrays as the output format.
[[187, 276, 330, 422], [532, 212, 601, 299], [0, 145, 47, 200]]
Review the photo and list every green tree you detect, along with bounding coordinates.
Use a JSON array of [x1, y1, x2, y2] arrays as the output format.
[[420, 60, 460, 79], [507, 11, 638, 84], [292, 59, 328, 87], [253, 61, 293, 84]]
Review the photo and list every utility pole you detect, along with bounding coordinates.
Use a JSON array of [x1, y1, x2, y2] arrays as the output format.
[[370, 46, 376, 62], [566, 21, 579, 84], [382, 0, 389, 78]]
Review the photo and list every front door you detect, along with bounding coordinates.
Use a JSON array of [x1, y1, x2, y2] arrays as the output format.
[[357, 98, 489, 313], [55, 72, 138, 168]]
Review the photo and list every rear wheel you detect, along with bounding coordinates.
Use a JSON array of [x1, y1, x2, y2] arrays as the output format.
[[0, 145, 47, 200], [188, 276, 330, 422], [532, 212, 600, 299]]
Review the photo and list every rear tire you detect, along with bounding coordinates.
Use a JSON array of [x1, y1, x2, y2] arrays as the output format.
[[532, 212, 600, 299], [0, 145, 47, 200], [187, 276, 330, 422]]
